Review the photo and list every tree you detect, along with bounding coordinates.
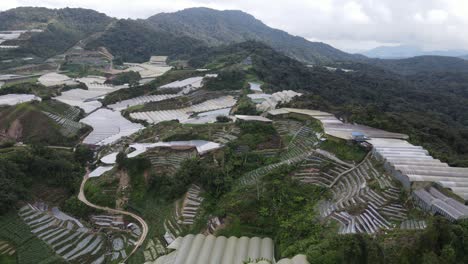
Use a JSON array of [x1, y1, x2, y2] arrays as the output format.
[[74, 145, 94, 165]]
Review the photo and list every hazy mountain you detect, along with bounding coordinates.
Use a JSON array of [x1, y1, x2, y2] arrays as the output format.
[[369, 55, 468, 75], [363, 45, 468, 59], [146, 7, 362, 64], [460, 55, 468, 60]]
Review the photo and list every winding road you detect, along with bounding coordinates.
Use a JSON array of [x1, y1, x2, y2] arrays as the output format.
[[78, 169, 148, 263]]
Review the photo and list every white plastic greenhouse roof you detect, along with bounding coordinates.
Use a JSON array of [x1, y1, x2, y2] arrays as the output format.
[[159, 77, 204, 89], [249, 82, 263, 92], [235, 115, 272, 122], [369, 138, 468, 201], [130, 96, 237, 124], [269, 108, 408, 140], [154, 234, 275, 264], [89, 166, 113, 177], [0, 94, 41, 106], [38, 73, 78, 87], [257, 91, 302, 112], [413, 187, 468, 220], [80, 109, 144, 145], [108, 94, 180, 111], [100, 141, 221, 165]]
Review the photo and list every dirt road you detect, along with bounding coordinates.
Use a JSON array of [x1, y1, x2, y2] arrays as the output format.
[[78, 170, 148, 263]]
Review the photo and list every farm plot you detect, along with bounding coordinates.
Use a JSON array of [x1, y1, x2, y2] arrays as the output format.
[[292, 153, 353, 187], [316, 158, 408, 234], [238, 124, 321, 186], [147, 148, 197, 175], [43, 111, 85, 137], [0, 94, 41, 106], [81, 109, 144, 145], [0, 211, 63, 264], [17, 204, 137, 263], [108, 94, 181, 111], [163, 185, 204, 245], [130, 96, 237, 124]]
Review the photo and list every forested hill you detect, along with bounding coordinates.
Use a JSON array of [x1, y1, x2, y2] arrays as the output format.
[[188, 41, 468, 166], [86, 19, 205, 62], [0, 7, 113, 58], [369, 55, 468, 75], [146, 7, 362, 64]]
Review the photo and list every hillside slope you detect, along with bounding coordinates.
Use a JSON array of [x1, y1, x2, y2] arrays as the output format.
[[146, 7, 361, 64], [86, 19, 205, 62], [0, 102, 87, 146], [369, 55, 468, 75], [0, 7, 113, 59], [187, 41, 468, 165]]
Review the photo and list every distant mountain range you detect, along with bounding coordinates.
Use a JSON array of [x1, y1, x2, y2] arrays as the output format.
[[362, 45, 468, 59], [1, 6, 468, 74]]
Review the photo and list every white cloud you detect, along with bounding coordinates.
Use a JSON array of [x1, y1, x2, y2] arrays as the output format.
[[1, 0, 468, 51]]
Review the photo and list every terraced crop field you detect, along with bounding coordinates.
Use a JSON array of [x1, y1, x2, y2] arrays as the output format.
[[0, 212, 63, 264]]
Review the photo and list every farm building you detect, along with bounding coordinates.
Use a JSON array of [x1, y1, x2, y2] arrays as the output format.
[[351, 132, 367, 142], [149, 56, 168, 65]]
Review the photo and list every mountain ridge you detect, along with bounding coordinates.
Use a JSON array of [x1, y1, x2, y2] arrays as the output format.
[[146, 7, 363, 64]]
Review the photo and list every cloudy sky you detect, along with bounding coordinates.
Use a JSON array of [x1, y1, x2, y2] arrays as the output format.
[[2, 0, 467, 52]]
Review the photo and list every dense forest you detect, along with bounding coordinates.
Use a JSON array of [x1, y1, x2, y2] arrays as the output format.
[[0, 146, 89, 214], [86, 19, 205, 63]]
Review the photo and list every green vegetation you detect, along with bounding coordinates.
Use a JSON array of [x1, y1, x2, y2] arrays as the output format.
[[146, 7, 358, 64], [108, 71, 141, 86], [0, 82, 57, 99], [203, 69, 247, 90], [84, 169, 119, 208], [60, 64, 106, 78], [0, 146, 84, 214], [233, 94, 258, 115], [320, 140, 368, 163]]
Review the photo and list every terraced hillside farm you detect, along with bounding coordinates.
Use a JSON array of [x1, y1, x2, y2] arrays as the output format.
[[146, 148, 197, 175], [0, 212, 62, 264], [0, 101, 86, 145], [17, 203, 141, 263]]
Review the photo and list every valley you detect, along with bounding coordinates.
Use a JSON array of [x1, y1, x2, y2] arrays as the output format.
[[0, 5, 468, 264]]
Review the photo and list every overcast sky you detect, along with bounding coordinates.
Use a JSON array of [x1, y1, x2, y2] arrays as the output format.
[[2, 0, 468, 52]]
